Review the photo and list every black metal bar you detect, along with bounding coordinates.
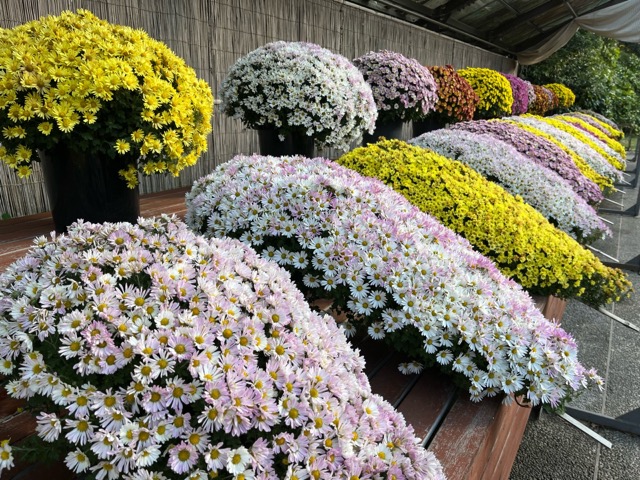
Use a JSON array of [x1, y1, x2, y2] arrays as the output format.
[[421, 390, 459, 448], [564, 406, 640, 436], [603, 262, 640, 273], [392, 372, 424, 409]]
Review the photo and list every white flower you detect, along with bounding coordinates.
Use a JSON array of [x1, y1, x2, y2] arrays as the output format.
[[0, 440, 14, 476], [35, 412, 62, 442], [65, 449, 91, 473], [226, 446, 251, 475]]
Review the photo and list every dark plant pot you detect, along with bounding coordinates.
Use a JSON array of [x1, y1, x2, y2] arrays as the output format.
[[362, 120, 405, 145], [412, 117, 448, 139], [257, 129, 315, 157], [38, 144, 140, 233]]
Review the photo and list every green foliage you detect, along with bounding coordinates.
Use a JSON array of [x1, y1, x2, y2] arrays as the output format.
[[521, 30, 640, 133]]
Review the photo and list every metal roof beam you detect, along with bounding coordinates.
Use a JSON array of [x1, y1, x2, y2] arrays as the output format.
[[433, 0, 479, 21], [487, 0, 564, 40], [346, 0, 516, 55]]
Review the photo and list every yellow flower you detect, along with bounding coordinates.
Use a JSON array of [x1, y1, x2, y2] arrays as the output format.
[[83, 111, 97, 124], [38, 122, 54, 135], [2, 126, 27, 138], [114, 139, 131, 154], [55, 111, 80, 133], [131, 129, 145, 143], [17, 165, 32, 178], [15, 145, 32, 162]]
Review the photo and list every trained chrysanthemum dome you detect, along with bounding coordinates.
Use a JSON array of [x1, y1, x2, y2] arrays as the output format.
[[220, 41, 377, 151], [0, 216, 444, 480], [0, 9, 213, 187], [187, 155, 605, 408], [449, 120, 604, 205], [411, 129, 609, 243], [353, 50, 438, 123], [337, 139, 631, 307]]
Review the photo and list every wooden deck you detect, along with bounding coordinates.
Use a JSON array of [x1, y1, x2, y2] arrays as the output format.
[[0, 188, 564, 480]]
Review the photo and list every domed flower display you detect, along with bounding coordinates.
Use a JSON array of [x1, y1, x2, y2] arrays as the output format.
[[427, 65, 479, 123], [527, 85, 553, 116], [337, 139, 631, 307], [511, 116, 624, 182], [187, 154, 606, 408], [543, 83, 576, 110], [0, 9, 213, 187], [220, 41, 377, 151], [504, 118, 614, 193], [554, 114, 627, 161], [0, 216, 444, 479], [352, 50, 438, 124], [457, 68, 513, 119], [501, 74, 530, 115]]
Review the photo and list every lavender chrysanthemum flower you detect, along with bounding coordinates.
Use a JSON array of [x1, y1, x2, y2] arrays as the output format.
[[0, 216, 444, 479], [501, 74, 530, 115], [353, 50, 438, 123]]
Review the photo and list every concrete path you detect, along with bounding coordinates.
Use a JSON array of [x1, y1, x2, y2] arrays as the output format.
[[511, 143, 640, 480]]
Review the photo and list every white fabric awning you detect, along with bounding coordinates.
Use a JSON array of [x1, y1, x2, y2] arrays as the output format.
[[518, 0, 640, 65]]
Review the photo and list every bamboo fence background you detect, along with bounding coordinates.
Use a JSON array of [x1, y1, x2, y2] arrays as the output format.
[[0, 0, 517, 218]]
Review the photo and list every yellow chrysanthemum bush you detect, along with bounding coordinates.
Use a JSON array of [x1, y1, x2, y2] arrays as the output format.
[[540, 117, 626, 172], [337, 140, 631, 306], [0, 9, 213, 187], [505, 119, 614, 193], [543, 83, 575, 110], [457, 68, 513, 119]]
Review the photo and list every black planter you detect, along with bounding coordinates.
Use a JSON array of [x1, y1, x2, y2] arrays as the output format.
[[257, 129, 315, 157], [412, 117, 448, 139], [362, 120, 405, 145], [38, 144, 140, 233]]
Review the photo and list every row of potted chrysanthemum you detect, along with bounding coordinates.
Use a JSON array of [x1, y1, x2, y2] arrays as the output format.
[[219, 41, 581, 156], [0, 10, 630, 480]]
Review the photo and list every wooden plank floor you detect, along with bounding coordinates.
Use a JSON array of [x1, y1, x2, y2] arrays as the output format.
[[0, 188, 552, 479]]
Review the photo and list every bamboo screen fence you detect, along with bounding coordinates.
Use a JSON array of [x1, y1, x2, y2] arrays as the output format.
[[0, 0, 517, 218]]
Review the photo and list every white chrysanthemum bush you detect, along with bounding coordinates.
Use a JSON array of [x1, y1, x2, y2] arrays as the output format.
[[186, 155, 602, 409], [220, 41, 377, 150], [0, 216, 445, 480], [410, 129, 610, 244]]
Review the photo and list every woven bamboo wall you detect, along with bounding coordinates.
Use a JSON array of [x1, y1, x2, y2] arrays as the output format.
[[0, 0, 517, 218]]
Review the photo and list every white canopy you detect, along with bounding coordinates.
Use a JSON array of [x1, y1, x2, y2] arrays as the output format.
[[518, 0, 640, 65]]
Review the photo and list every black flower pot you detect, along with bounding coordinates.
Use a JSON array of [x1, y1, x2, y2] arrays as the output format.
[[412, 117, 448, 139], [362, 120, 405, 145], [257, 129, 315, 157], [38, 144, 140, 233]]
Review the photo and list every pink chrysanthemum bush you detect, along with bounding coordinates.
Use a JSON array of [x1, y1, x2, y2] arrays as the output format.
[[0, 216, 445, 480], [410, 129, 609, 244], [449, 120, 604, 205], [186, 155, 603, 408], [352, 50, 438, 123]]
